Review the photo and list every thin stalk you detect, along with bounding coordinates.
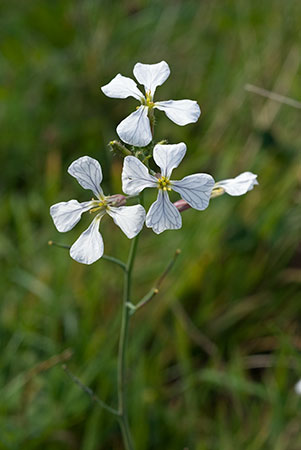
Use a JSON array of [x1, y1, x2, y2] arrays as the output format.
[[62, 364, 120, 416], [132, 249, 181, 314], [148, 108, 155, 138], [117, 201, 142, 449], [101, 255, 126, 271], [48, 241, 126, 270], [109, 140, 132, 157], [131, 287, 158, 314]]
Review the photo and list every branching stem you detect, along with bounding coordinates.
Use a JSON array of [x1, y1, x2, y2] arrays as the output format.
[[132, 249, 181, 314], [62, 364, 120, 416]]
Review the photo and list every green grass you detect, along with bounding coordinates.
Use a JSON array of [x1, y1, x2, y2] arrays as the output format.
[[1, 0, 301, 448]]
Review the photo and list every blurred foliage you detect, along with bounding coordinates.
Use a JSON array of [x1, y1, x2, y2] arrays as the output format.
[[1, 0, 301, 449]]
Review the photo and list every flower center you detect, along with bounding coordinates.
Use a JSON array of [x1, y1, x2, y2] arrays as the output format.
[[158, 176, 171, 191], [210, 187, 225, 198], [140, 90, 155, 108], [89, 198, 108, 214]]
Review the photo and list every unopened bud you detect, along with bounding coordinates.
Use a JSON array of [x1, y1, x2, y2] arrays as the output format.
[[173, 199, 191, 212], [109, 140, 132, 157], [109, 194, 127, 207]]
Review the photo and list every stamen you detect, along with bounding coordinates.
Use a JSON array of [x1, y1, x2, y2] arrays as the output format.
[[145, 90, 154, 108], [89, 198, 108, 214], [210, 187, 225, 198], [158, 176, 171, 191]]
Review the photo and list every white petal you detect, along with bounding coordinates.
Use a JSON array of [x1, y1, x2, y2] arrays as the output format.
[[116, 106, 152, 147], [155, 99, 201, 125], [107, 205, 145, 238], [172, 174, 215, 210], [153, 142, 186, 178], [122, 156, 157, 195], [216, 172, 258, 196], [68, 156, 103, 197], [295, 380, 301, 395], [146, 190, 182, 234], [70, 216, 104, 265], [101, 74, 144, 101], [133, 61, 170, 96], [50, 200, 93, 232]]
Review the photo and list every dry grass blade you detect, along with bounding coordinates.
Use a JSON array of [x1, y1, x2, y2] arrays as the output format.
[[245, 83, 301, 109]]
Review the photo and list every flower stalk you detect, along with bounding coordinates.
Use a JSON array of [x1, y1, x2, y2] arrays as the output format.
[[109, 140, 132, 157], [117, 234, 139, 450], [48, 241, 127, 270], [117, 192, 144, 449], [131, 248, 181, 315]]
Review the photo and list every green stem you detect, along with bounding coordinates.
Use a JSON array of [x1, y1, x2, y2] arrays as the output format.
[[148, 108, 155, 139], [101, 254, 126, 270], [117, 224, 141, 449], [109, 140, 132, 157], [62, 364, 120, 416], [131, 248, 181, 315], [131, 287, 158, 315]]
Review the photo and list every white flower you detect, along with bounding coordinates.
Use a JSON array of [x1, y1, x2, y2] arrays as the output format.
[[295, 380, 301, 395], [122, 143, 214, 234], [101, 61, 201, 147], [50, 156, 145, 265], [215, 172, 258, 196]]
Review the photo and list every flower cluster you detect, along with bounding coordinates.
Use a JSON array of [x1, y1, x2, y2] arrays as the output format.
[[50, 61, 258, 264], [101, 61, 200, 147]]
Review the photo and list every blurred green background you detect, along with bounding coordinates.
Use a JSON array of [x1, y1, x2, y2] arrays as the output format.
[[1, 0, 300, 449]]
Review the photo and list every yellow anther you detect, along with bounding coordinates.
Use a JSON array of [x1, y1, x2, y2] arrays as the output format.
[[89, 199, 107, 214], [210, 187, 225, 198], [158, 176, 171, 191], [145, 90, 155, 108]]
